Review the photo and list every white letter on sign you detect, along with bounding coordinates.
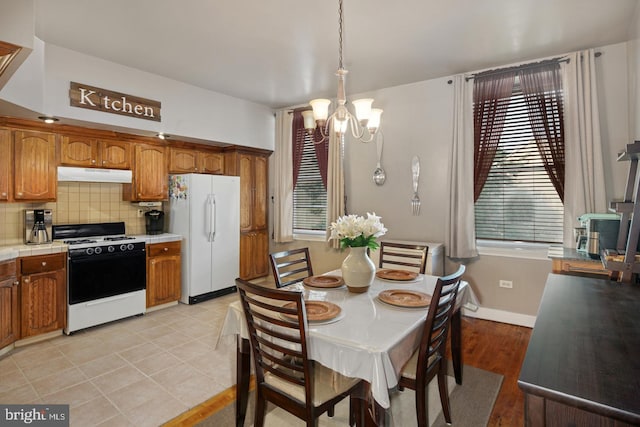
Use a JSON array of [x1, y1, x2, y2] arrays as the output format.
[[79, 89, 97, 106]]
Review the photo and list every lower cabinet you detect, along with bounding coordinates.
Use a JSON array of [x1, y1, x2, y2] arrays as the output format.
[[19, 253, 66, 338], [0, 259, 19, 348], [146, 241, 182, 308], [240, 230, 269, 280]]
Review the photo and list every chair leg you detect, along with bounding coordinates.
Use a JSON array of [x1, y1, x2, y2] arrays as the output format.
[[415, 385, 428, 427], [254, 392, 266, 427], [437, 368, 452, 425]]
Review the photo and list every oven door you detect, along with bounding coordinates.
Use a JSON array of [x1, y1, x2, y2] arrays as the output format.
[[68, 250, 146, 305]]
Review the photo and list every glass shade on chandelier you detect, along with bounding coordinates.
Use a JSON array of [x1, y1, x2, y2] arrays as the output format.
[[302, 0, 383, 143]]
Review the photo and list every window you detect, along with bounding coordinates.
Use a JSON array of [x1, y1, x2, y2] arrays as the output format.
[[475, 78, 564, 243], [293, 134, 327, 232]]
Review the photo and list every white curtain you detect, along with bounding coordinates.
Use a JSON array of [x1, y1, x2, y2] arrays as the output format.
[[273, 109, 294, 242], [326, 129, 345, 249], [446, 74, 478, 259], [561, 49, 607, 246]]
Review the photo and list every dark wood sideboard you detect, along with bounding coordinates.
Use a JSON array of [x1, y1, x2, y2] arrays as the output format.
[[518, 273, 640, 426]]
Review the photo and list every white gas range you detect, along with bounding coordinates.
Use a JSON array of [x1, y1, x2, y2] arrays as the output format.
[[53, 222, 147, 334]]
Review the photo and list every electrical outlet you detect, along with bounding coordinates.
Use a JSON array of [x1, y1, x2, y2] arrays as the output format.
[[137, 209, 144, 218], [499, 280, 513, 289]]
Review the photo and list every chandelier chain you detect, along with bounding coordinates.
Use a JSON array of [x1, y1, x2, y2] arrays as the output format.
[[338, 0, 344, 70]]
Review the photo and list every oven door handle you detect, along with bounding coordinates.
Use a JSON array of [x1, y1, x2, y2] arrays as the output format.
[[205, 194, 216, 242]]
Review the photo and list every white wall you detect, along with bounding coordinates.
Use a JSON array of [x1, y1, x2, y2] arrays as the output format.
[[1, 40, 275, 150], [270, 41, 632, 325]]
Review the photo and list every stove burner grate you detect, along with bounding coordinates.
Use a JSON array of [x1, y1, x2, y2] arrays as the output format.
[[103, 236, 136, 241], [64, 239, 98, 245]]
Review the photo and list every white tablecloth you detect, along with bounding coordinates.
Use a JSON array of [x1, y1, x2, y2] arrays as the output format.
[[219, 270, 478, 408]]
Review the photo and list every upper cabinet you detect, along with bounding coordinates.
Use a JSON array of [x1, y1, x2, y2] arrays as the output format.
[[0, 129, 10, 201], [13, 130, 57, 201], [169, 147, 224, 174], [123, 143, 167, 201], [59, 135, 130, 169]]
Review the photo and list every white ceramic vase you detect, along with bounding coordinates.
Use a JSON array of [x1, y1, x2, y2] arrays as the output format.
[[341, 246, 375, 293]]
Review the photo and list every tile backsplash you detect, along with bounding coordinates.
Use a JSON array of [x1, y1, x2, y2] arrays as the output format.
[[0, 182, 154, 246]]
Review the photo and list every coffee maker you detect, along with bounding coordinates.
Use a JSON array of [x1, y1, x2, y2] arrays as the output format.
[[24, 209, 53, 244], [144, 209, 165, 235]]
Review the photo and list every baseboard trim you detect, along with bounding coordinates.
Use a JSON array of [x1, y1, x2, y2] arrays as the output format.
[[463, 306, 536, 328]]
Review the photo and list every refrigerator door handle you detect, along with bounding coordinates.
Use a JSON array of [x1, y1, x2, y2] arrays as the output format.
[[205, 194, 212, 242], [209, 194, 216, 241]]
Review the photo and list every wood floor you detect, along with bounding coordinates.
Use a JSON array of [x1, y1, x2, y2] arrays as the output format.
[[451, 317, 532, 426], [166, 317, 532, 426]]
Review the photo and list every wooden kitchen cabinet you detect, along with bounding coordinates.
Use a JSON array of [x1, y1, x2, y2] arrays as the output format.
[[0, 129, 10, 201], [146, 241, 181, 308], [239, 229, 269, 279], [59, 135, 131, 169], [169, 147, 224, 174], [0, 259, 19, 348], [226, 149, 270, 279], [238, 153, 268, 232], [123, 143, 167, 201], [19, 253, 66, 338], [13, 130, 57, 201]]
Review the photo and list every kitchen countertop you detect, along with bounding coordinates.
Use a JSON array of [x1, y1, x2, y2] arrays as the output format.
[[0, 233, 182, 262]]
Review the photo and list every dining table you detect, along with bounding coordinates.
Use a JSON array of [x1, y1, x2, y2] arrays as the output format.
[[218, 269, 478, 426]]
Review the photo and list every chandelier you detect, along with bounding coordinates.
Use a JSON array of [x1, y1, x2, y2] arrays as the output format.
[[302, 0, 383, 143]]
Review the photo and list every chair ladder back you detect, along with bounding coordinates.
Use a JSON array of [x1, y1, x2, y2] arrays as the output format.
[[236, 279, 313, 394], [418, 266, 465, 370], [379, 242, 429, 274], [269, 248, 314, 288]]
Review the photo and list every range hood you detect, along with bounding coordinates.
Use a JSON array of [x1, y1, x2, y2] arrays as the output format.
[[57, 166, 132, 183]]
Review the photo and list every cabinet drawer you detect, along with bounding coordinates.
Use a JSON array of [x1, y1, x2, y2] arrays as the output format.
[[147, 241, 181, 257], [0, 259, 16, 280], [20, 253, 66, 275]]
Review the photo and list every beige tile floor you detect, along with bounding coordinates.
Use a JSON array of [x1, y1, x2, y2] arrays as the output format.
[[0, 293, 241, 427]]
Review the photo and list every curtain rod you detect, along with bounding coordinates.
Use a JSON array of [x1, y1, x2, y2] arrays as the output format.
[[446, 52, 601, 84]]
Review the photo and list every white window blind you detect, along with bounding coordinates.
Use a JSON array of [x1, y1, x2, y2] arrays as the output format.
[[475, 84, 564, 243], [293, 135, 327, 231]]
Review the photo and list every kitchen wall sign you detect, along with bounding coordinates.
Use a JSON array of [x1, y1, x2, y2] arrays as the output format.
[[69, 81, 161, 122]]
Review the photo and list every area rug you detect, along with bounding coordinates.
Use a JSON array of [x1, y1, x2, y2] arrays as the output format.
[[195, 364, 503, 427]]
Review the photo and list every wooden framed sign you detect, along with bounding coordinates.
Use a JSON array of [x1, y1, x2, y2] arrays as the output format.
[[69, 82, 161, 122]]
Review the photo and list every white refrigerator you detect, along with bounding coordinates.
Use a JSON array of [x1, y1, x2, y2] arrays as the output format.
[[168, 174, 240, 304]]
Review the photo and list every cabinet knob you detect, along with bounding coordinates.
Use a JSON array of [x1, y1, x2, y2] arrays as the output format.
[[91, 159, 96, 164], [23, 277, 30, 283], [102, 160, 106, 165], [13, 281, 19, 286], [41, 261, 47, 267], [194, 168, 198, 171], [138, 193, 142, 197], [1, 192, 6, 197], [163, 247, 169, 252], [17, 192, 23, 197]]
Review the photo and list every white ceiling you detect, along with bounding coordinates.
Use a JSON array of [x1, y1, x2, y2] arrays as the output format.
[[31, 0, 640, 109]]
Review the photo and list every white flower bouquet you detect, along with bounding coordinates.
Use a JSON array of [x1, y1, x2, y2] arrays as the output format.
[[328, 213, 387, 250]]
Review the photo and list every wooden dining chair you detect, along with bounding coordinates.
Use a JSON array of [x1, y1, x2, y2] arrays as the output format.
[[378, 242, 429, 274], [397, 265, 465, 427], [235, 278, 362, 426], [269, 247, 314, 288]]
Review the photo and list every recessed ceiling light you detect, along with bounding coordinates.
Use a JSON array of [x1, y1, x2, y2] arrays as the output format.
[[37, 116, 59, 124]]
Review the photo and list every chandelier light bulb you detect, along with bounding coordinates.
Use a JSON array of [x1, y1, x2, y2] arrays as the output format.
[[301, 110, 316, 133], [367, 109, 383, 132], [352, 98, 373, 125]]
